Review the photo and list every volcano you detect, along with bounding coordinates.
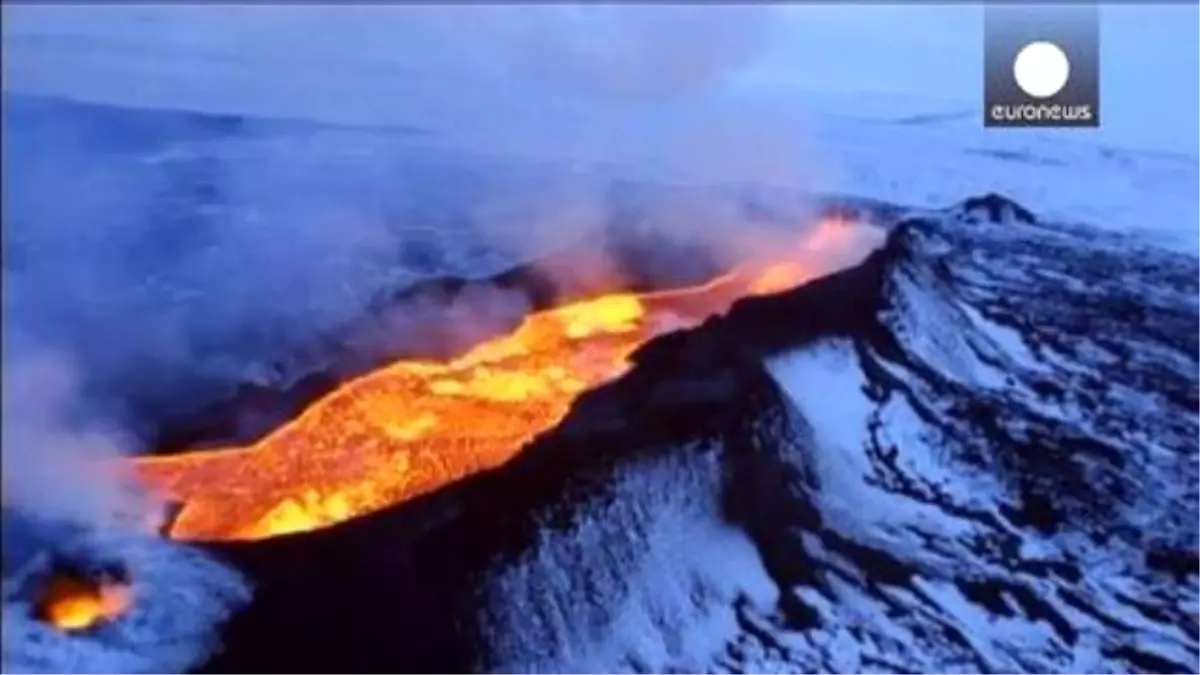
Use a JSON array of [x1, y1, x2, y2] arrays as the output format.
[[128, 210, 872, 542], [178, 195, 1200, 671], [5, 194, 1197, 674]]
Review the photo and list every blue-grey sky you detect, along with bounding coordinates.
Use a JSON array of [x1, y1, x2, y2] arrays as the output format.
[[2, 5, 1196, 154], [749, 4, 1198, 153], [2, 3, 1200, 152]]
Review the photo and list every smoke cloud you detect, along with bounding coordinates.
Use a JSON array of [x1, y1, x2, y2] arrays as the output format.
[[0, 9, 875, 574], [2, 3, 828, 430], [0, 5, 861, 533], [0, 343, 146, 528]]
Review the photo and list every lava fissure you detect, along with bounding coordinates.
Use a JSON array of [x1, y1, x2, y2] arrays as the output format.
[[132, 217, 873, 542], [143, 199, 888, 456]]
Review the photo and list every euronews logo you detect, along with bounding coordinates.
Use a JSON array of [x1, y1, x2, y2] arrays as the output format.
[[984, 6, 1100, 128]]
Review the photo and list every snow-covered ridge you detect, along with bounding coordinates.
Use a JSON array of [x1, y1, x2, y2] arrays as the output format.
[[760, 194, 1197, 673]]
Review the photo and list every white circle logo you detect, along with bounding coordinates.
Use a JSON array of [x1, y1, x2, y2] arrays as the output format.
[[1012, 41, 1071, 99]]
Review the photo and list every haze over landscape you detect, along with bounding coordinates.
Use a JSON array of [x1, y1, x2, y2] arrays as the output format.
[[5, 5, 1197, 152]]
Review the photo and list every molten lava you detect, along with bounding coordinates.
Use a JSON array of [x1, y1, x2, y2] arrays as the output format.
[[38, 574, 130, 632], [133, 218, 862, 541]]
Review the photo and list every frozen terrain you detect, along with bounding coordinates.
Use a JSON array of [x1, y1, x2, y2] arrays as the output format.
[[796, 90, 1199, 253], [757, 195, 1198, 673]]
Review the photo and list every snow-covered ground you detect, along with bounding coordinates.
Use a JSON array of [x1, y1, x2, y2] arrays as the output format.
[[754, 198, 1198, 673], [4, 4, 1196, 259], [796, 90, 1199, 253]]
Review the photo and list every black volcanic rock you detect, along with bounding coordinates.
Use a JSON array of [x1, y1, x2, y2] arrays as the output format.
[[957, 192, 1037, 225]]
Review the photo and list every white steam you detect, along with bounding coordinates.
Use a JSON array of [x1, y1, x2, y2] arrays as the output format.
[[0, 346, 146, 527], [0, 341, 253, 674], [1, 4, 834, 429]]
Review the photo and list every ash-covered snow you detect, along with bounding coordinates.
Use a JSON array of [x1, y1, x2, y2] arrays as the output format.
[[793, 92, 1200, 254], [754, 196, 1198, 674], [478, 444, 779, 674]]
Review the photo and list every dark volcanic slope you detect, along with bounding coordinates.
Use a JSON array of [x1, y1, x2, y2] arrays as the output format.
[[193, 194, 1198, 674]]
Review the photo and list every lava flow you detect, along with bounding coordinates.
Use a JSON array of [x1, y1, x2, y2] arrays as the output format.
[[132, 218, 864, 542], [36, 574, 131, 632]]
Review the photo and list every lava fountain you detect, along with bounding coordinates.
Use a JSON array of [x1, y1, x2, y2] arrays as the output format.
[[131, 217, 868, 542], [35, 572, 131, 632]]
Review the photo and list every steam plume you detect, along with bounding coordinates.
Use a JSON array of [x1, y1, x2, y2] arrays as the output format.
[[0, 342, 147, 529], [2, 5, 835, 440]]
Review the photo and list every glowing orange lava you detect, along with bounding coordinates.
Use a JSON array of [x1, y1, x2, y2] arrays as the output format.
[[38, 575, 131, 631], [132, 218, 860, 542]]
